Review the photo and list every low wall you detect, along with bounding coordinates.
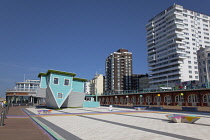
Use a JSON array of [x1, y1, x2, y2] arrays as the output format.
[[83, 101, 100, 108]]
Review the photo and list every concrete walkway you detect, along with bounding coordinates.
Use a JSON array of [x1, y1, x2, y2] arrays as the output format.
[[0, 106, 53, 140], [26, 106, 210, 140]]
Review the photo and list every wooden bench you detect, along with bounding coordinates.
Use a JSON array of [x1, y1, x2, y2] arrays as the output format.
[[134, 107, 146, 110]]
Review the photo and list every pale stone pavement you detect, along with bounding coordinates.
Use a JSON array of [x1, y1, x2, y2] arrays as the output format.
[[25, 107, 210, 140]]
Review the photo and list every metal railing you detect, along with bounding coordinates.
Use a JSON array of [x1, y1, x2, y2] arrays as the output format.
[[0, 104, 9, 127], [102, 83, 210, 95], [6, 88, 37, 92]]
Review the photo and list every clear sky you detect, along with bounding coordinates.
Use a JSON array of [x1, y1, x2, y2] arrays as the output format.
[[1, 0, 210, 97]]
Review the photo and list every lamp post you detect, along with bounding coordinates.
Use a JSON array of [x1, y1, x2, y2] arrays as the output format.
[[126, 95, 129, 105], [140, 95, 143, 105], [115, 96, 117, 104], [157, 94, 161, 106]]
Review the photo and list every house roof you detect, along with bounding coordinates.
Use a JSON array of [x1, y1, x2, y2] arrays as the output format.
[[38, 70, 87, 82], [73, 77, 88, 82], [38, 69, 76, 77]]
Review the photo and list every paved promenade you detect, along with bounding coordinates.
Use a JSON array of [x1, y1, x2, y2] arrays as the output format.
[[0, 106, 53, 140], [1, 106, 210, 140], [25, 106, 210, 140]]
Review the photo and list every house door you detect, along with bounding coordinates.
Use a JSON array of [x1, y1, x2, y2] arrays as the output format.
[[207, 94, 210, 106], [203, 94, 210, 106], [132, 97, 136, 105], [146, 96, 152, 105], [164, 95, 172, 105], [175, 95, 184, 106], [139, 97, 144, 105], [154, 96, 161, 105], [110, 98, 114, 104], [120, 97, 124, 104], [188, 94, 198, 106]]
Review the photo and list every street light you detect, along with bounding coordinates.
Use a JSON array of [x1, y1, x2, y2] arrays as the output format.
[[126, 95, 129, 105]]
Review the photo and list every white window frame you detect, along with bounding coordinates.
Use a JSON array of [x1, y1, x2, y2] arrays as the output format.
[[64, 79, 70, 86], [58, 93, 63, 99], [53, 77, 59, 85]]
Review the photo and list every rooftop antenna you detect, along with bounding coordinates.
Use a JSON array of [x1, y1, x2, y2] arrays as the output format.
[[95, 71, 98, 76], [24, 74, 25, 82]]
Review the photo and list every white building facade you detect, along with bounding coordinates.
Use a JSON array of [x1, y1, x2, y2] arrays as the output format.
[[6, 79, 41, 104], [84, 81, 91, 94], [90, 74, 104, 95], [146, 4, 210, 89]]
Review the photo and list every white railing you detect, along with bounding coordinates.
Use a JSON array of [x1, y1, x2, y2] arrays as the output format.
[[6, 88, 37, 92]]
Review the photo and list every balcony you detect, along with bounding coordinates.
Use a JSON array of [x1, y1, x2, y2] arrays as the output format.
[[146, 22, 154, 31], [176, 34, 185, 40], [149, 71, 182, 79], [147, 29, 154, 36], [175, 24, 184, 30], [149, 61, 182, 72], [147, 32, 155, 39], [149, 75, 182, 84], [149, 65, 182, 75], [147, 54, 156, 62], [174, 5, 183, 11], [174, 12, 183, 18], [147, 40, 155, 46], [177, 45, 185, 49], [6, 88, 37, 93], [148, 61, 156, 67], [147, 49, 156, 55]]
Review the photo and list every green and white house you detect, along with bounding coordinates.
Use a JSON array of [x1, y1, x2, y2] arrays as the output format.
[[37, 70, 88, 108]]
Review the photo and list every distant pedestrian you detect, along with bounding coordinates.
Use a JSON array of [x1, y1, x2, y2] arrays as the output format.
[[109, 105, 113, 111], [3, 100, 7, 108]]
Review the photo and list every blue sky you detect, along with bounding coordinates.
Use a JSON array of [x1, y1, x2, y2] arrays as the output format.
[[1, 0, 210, 97]]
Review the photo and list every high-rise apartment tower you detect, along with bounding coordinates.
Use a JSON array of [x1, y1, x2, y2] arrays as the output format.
[[105, 49, 132, 94], [146, 4, 210, 88]]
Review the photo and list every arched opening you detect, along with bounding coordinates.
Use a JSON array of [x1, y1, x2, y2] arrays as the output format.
[[188, 94, 199, 106], [175, 95, 184, 106], [146, 96, 152, 105], [154, 96, 161, 105], [203, 93, 210, 106], [164, 95, 172, 105], [120, 97, 124, 104]]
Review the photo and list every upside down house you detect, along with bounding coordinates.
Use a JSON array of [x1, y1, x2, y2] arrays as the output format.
[[37, 70, 87, 108]]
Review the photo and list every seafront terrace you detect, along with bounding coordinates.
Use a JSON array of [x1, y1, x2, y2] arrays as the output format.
[[1, 105, 210, 140], [99, 88, 210, 107]]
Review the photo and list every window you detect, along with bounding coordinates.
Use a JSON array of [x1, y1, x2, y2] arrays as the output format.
[[64, 79, 70, 86], [54, 78, 59, 84], [58, 93, 63, 98]]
